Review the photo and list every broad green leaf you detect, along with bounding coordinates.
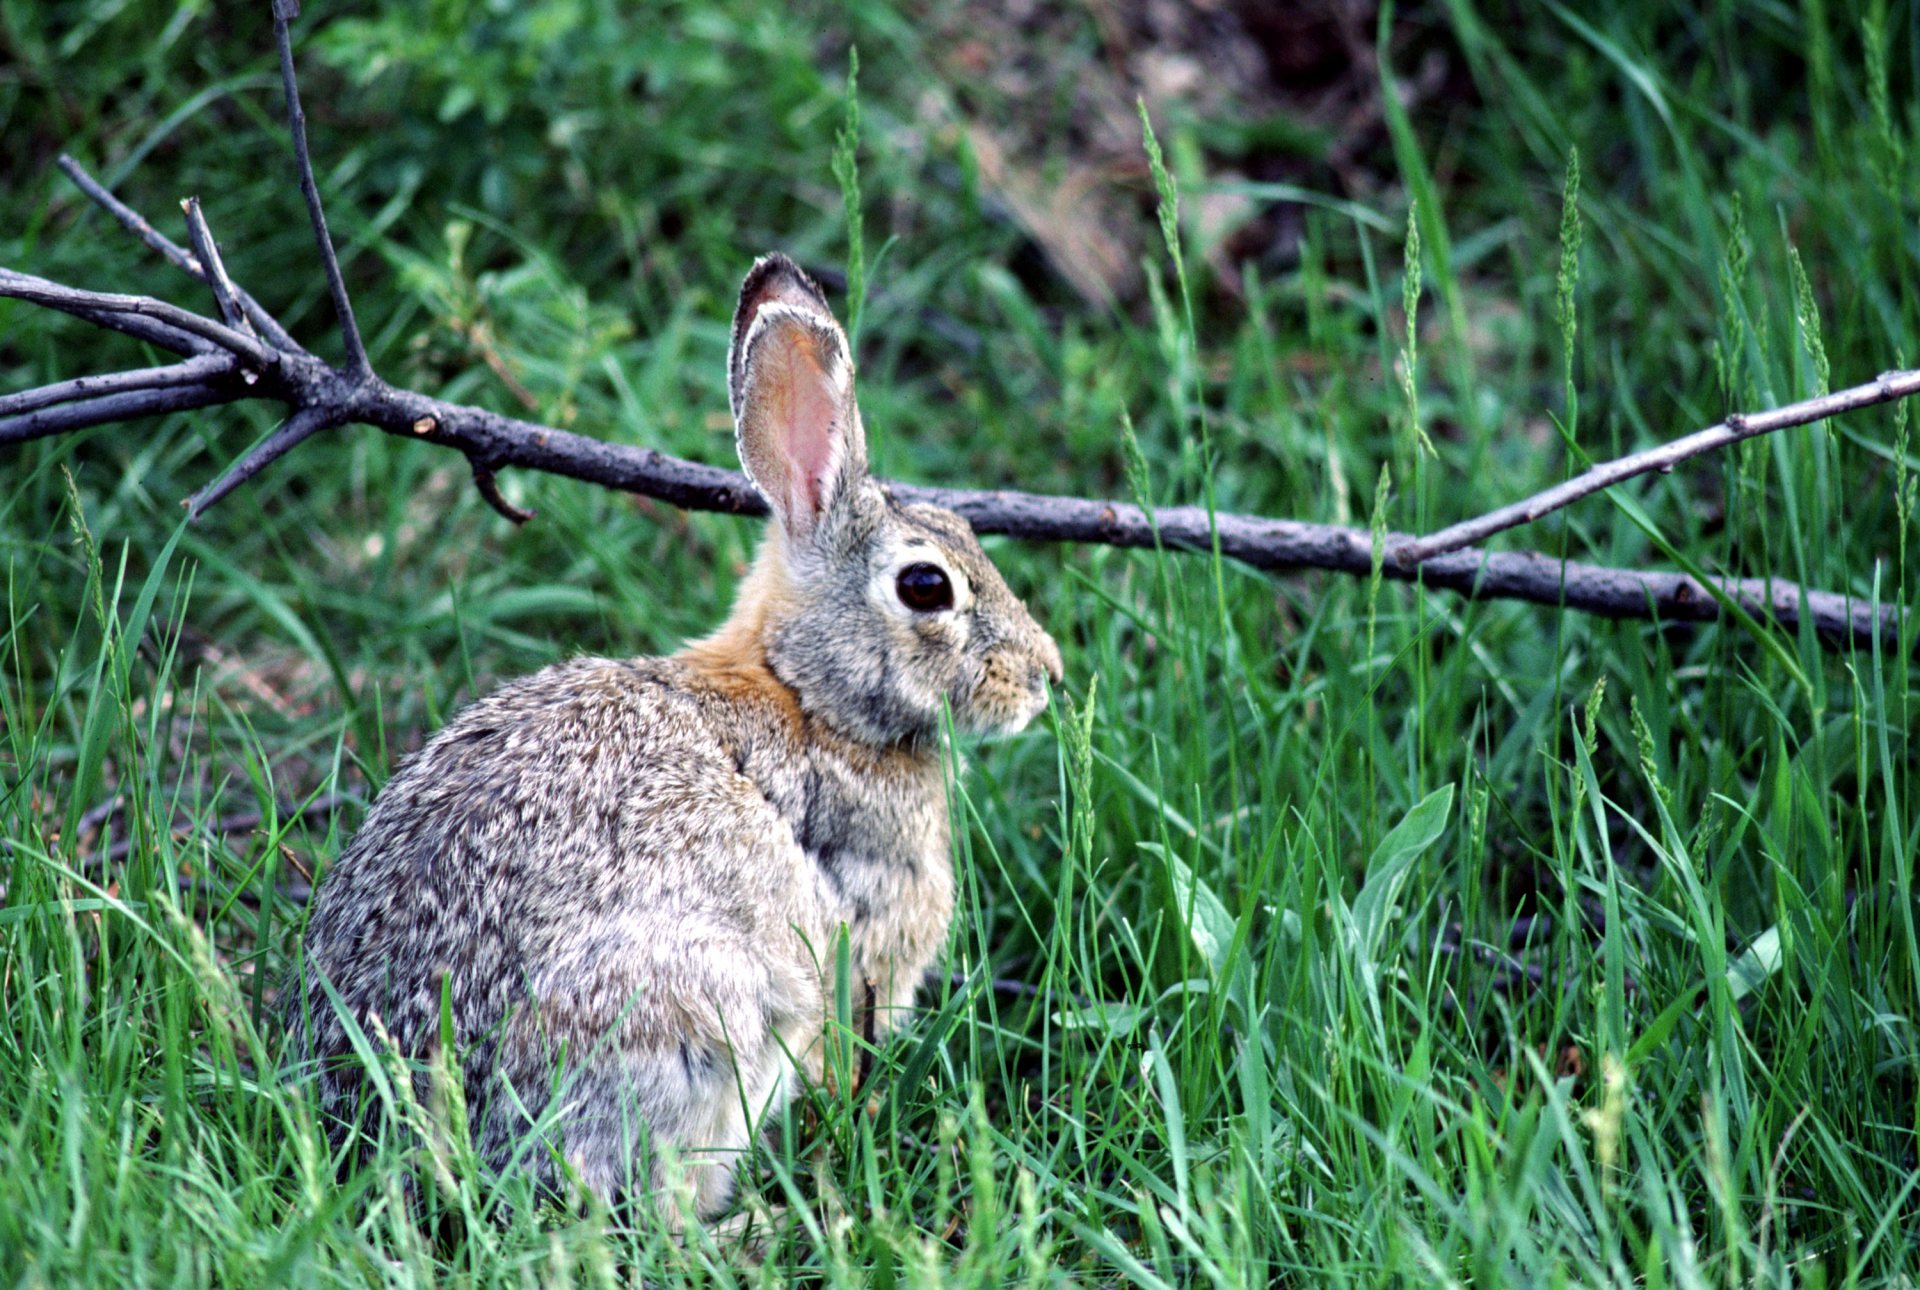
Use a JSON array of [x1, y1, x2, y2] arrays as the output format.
[[1052, 1002, 1152, 1038], [1726, 925, 1783, 1002], [1351, 784, 1456, 958], [1141, 841, 1233, 977]]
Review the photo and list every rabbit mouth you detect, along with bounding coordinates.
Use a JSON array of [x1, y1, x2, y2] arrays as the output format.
[[958, 654, 1055, 735]]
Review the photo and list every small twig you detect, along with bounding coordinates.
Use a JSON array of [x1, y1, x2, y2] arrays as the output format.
[[470, 462, 536, 523], [271, 0, 369, 379], [0, 353, 233, 418], [856, 978, 878, 1092], [182, 198, 256, 343], [56, 155, 300, 352], [1433, 930, 1547, 991], [0, 381, 244, 446], [178, 874, 314, 906], [948, 970, 1093, 1009], [1395, 369, 1920, 565], [73, 794, 126, 844], [101, 789, 351, 867], [189, 405, 336, 517], [1505, 913, 1552, 947], [0, 268, 279, 367]]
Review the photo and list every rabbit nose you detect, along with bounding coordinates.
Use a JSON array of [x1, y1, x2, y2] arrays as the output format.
[[1042, 640, 1063, 687], [1036, 634, 1064, 689]]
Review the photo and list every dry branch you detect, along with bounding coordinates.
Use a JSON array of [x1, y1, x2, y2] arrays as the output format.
[[0, 380, 246, 445], [0, 353, 233, 419], [0, 268, 276, 368], [1395, 369, 1920, 566], [1, 5, 1915, 658], [56, 154, 299, 351]]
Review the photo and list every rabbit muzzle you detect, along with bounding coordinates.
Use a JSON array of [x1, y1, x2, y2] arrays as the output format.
[[961, 613, 1063, 735]]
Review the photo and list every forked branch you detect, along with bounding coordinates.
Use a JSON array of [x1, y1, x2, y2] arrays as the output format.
[[1394, 370, 1920, 566], [55, 154, 298, 351], [0, 6, 1915, 656]]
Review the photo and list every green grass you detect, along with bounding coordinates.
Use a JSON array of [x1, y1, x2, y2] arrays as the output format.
[[4, 0, 1919, 1283]]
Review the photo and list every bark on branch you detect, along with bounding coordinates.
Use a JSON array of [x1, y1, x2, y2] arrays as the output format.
[[1, 4, 1914, 656]]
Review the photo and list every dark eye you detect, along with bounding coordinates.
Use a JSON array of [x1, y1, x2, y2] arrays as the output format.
[[895, 562, 954, 613]]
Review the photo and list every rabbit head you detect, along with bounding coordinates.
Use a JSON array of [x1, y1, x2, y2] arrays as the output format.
[[718, 254, 1062, 748]]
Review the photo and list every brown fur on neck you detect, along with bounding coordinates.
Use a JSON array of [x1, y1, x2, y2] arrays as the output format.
[[675, 539, 804, 720], [677, 538, 937, 771]]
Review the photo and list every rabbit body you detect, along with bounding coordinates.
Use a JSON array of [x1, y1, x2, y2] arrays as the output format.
[[295, 646, 949, 1211], [289, 254, 1059, 1218]]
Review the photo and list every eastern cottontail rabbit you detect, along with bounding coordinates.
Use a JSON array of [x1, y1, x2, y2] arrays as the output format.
[[287, 254, 1062, 1219]]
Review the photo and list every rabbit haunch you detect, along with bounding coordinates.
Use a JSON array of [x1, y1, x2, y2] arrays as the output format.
[[289, 253, 1061, 1219]]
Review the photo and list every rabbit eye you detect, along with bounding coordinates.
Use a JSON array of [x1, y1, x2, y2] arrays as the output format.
[[895, 562, 954, 613]]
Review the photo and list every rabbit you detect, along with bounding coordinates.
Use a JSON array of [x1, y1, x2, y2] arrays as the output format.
[[286, 253, 1062, 1221]]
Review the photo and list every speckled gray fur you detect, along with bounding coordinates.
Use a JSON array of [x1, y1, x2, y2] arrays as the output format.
[[287, 254, 1062, 1219]]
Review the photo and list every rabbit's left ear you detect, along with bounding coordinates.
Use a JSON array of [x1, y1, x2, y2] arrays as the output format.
[[729, 254, 868, 538]]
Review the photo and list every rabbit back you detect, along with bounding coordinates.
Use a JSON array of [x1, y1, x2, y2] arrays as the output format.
[[291, 654, 836, 1204]]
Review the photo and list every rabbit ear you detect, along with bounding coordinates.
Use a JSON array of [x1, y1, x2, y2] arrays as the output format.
[[729, 255, 868, 538]]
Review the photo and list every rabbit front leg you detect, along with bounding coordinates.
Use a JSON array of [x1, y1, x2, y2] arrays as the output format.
[[798, 748, 955, 1044]]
